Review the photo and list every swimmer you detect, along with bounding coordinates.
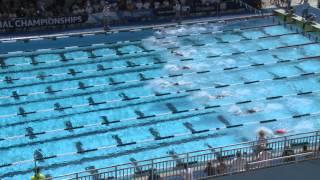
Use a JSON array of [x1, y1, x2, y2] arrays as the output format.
[[182, 65, 191, 70], [172, 80, 191, 86], [165, 64, 180, 72], [246, 107, 263, 114], [215, 94, 226, 99], [171, 50, 184, 57], [247, 109, 257, 114]]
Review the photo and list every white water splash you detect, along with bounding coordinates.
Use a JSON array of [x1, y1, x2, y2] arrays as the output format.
[[265, 103, 284, 112], [164, 64, 180, 72], [228, 105, 243, 115]]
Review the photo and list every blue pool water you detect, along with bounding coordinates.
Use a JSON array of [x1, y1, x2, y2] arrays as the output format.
[[0, 16, 320, 179]]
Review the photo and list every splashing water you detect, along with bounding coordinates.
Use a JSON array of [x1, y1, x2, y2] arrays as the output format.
[[228, 105, 243, 115], [149, 79, 172, 90], [215, 58, 236, 67], [164, 64, 180, 72], [264, 103, 284, 112], [183, 62, 210, 71]]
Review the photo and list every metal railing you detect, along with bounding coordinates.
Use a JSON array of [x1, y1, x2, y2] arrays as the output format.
[[48, 131, 320, 180]]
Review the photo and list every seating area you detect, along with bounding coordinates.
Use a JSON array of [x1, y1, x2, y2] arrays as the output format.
[[0, 0, 248, 20]]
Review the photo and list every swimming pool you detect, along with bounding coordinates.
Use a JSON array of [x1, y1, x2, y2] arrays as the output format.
[[0, 15, 320, 179]]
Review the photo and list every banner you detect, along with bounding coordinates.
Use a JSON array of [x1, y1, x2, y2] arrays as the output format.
[[0, 15, 88, 30]]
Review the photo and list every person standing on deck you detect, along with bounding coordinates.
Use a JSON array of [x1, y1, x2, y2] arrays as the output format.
[[103, 3, 111, 31], [286, 0, 292, 12], [302, 0, 310, 18], [175, 0, 182, 24], [182, 164, 194, 180]]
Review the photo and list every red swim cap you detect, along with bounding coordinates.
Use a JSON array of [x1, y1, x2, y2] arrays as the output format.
[[275, 129, 287, 134]]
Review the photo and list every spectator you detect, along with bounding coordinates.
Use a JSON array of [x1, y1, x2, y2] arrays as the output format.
[[86, 1, 93, 14], [174, 0, 182, 23], [147, 170, 162, 180], [282, 145, 295, 162], [257, 148, 272, 168], [181, 164, 193, 180], [216, 157, 227, 175], [230, 151, 248, 172], [154, 1, 161, 10], [162, 0, 171, 9], [204, 161, 215, 176], [103, 3, 111, 30], [136, 0, 144, 10], [143, 0, 151, 9], [302, 0, 310, 18], [301, 145, 314, 159]]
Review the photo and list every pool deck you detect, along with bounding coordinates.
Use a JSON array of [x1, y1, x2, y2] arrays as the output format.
[[214, 158, 320, 180]]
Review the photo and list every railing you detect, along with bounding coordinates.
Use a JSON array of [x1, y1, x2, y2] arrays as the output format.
[[49, 131, 320, 180]]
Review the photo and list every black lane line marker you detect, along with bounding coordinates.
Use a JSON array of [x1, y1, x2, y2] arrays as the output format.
[[78, 148, 99, 154], [215, 85, 230, 88], [0, 164, 12, 168], [260, 119, 277, 124], [117, 142, 137, 147], [301, 72, 315, 76], [42, 155, 57, 160], [273, 76, 287, 80], [226, 124, 244, 128], [224, 67, 238, 71], [251, 63, 264, 66], [292, 113, 310, 118], [64, 126, 84, 131], [297, 91, 312, 95], [266, 96, 283, 100], [192, 129, 210, 134], [205, 105, 221, 109], [155, 135, 175, 140], [277, 60, 291, 63], [277, 42, 316, 49], [244, 80, 260, 84], [236, 100, 252, 104], [185, 88, 201, 92]]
